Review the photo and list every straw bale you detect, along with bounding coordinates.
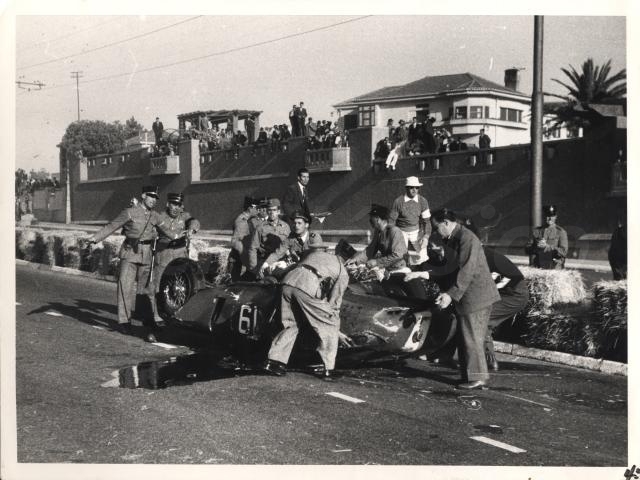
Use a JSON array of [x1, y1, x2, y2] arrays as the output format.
[[99, 236, 124, 276], [16, 228, 38, 260], [520, 267, 588, 311]]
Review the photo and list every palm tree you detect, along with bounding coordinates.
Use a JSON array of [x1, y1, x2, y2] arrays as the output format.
[[544, 58, 626, 132]]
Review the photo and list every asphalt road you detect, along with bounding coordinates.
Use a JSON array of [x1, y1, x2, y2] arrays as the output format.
[[15, 265, 627, 465]]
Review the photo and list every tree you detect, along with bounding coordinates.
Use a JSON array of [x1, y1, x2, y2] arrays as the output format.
[[544, 58, 626, 132], [15, 168, 29, 196], [124, 116, 145, 140]]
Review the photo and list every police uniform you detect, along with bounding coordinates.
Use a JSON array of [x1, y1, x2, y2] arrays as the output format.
[[228, 197, 258, 281], [248, 199, 291, 274], [92, 186, 161, 325], [525, 205, 568, 269], [267, 244, 349, 371], [154, 193, 200, 295]]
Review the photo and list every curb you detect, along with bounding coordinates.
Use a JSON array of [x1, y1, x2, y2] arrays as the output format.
[[15, 259, 116, 283], [16, 258, 627, 377], [494, 341, 627, 377]]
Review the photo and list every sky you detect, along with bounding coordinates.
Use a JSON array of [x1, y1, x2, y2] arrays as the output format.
[[12, 14, 627, 173]]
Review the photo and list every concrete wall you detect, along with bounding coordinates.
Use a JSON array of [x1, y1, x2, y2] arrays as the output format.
[[68, 125, 625, 259]]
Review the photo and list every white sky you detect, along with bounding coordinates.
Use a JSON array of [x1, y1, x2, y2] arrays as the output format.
[[13, 14, 626, 173]]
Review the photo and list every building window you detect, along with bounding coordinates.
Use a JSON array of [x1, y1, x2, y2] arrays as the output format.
[[500, 108, 522, 122], [470, 106, 483, 119], [358, 105, 376, 127], [454, 106, 467, 119], [484, 106, 490, 118]]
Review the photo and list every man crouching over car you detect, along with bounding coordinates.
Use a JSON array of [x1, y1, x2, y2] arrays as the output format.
[[264, 235, 352, 381]]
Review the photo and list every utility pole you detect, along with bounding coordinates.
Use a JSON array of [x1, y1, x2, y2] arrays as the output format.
[[530, 16, 544, 238], [70, 71, 83, 121]]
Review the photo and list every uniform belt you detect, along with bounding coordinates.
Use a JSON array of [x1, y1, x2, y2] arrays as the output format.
[[300, 263, 322, 279], [125, 238, 154, 245]]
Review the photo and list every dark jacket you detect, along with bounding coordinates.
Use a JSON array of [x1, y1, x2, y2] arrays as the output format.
[[282, 182, 311, 221], [442, 224, 500, 315]]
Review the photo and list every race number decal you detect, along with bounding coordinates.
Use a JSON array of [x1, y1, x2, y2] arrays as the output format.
[[237, 304, 258, 336]]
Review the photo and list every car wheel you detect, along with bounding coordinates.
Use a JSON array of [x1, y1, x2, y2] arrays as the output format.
[[158, 260, 198, 317]]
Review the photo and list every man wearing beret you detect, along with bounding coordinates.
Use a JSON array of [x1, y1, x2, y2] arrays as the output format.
[[345, 204, 408, 270], [525, 204, 569, 269], [151, 192, 200, 324], [264, 236, 350, 380], [248, 198, 291, 279], [89, 186, 162, 333], [228, 196, 258, 281]]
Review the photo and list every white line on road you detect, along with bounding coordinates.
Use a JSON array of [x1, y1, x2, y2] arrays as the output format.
[[16, 302, 22, 306], [331, 449, 352, 453], [325, 392, 366, 404], [45, 311, 63, 317], [470, 436, 527, 453], [495, 392, 552, 408], [92, 326, 105, 330], [152, 342, 178, 350]]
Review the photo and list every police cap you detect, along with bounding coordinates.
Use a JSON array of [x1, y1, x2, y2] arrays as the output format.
[[266, 198, 281, 208], [167, 192, 184, 204], [292, 210, 310, 223], [308, 233, 327, 249], [543, 205, 558, 216], [142, 185, 159, 198]]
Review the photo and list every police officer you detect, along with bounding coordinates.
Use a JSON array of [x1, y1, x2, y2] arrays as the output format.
[[248, 198, 291, 279], [525, 204, 568, 269], [228, 196, 258, 281], [249, 197, 269, 234], [151, 192, 200, 323], [264, 235, 349, 380], [264, 210, 323, 278], [89, 185, 161, 333]]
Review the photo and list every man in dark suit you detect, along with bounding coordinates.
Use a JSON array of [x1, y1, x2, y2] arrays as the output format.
[[420, 208, 500, 390], [289, 105, 300, 137], [152, 117, 164, 145], [298, 102, 308, 136], [282, 168, 312, 223]]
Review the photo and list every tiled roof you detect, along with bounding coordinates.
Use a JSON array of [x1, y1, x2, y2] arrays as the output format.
[[334, 73, 528, 107]]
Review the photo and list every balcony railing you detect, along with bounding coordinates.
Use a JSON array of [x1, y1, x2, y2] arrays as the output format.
[[305, 147, 351, 173], [149, 155, 180, 175]]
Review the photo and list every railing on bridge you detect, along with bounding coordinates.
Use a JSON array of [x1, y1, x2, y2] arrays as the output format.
[[372, 148, 496, 173], [305, 147, 351, 173]]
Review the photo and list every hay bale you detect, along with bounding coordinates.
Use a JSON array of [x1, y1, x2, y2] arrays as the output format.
[[51, 231, 90, 269], [99, 236, 124, 276], [16, 228, 38, 260], [190, 239, 230, 282], [520, 267, 588, 311], [521, 302, 598, 356], [38, 230, 59, 266], [591, 280, 627, 362]]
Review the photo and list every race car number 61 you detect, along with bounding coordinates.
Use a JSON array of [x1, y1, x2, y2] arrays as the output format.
[[238, 304, 257, 335]]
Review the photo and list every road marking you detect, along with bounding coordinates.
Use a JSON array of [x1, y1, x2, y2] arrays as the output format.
[[325, 392, 366, 404], [152, 342, 178, 349], [470, 436, 526, 453], [495, 392, 552, 408], [16, 302, 22, 306], [45, 311, 63, 317], [101, 370, 120, 388], [92, 326, 105, 330], [331, 449, 352, 453]]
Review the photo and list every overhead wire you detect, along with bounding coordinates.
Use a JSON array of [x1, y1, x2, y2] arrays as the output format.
[[38, 15, 373, 91], [18, 15, 204, 71], [17, 16, 124, 54]]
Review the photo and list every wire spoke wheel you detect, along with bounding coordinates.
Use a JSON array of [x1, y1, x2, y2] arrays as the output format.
[[158, 260, 198, 317]]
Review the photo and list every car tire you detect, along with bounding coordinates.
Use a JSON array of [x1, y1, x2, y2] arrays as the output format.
[[157, 258, 201, 317]]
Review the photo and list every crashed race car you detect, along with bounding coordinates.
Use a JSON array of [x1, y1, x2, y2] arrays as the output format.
[[153, 242, 457, 366]]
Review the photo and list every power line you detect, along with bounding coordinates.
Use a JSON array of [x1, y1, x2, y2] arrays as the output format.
[[18, 16, 203, 71], [40, 16, 373, 91], [17, 16, 123, 54]]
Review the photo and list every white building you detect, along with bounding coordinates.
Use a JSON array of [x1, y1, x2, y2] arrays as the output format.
[[335, 69, 537, 148]]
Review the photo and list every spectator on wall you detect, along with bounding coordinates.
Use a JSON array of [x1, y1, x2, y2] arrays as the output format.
[[245, 116, 256, 144], [306, 117, 316, 138], [289, 105, 300, 137], [298, 102, 308, 136], [152, 117, 164, 145]]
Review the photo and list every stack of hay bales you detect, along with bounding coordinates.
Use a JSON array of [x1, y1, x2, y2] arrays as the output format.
[[515, 267, 627, 360], [98, 236, 125, 276]]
